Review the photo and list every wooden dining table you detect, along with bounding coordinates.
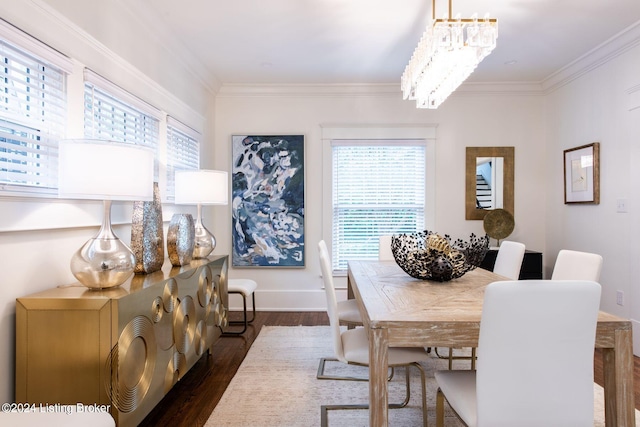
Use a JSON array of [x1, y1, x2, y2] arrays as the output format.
[[347, 260, 635, 427]]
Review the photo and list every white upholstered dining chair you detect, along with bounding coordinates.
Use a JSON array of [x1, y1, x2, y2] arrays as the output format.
[[317, 240, 429, 427], [378, 235, 394, 261], [436, 240, 526, 368], [317, 240, 362, 328], [492, 240, 526, 279], [316, 240, 363, 380], [551, 249, 603, 281], [435, 279, 601, 427]]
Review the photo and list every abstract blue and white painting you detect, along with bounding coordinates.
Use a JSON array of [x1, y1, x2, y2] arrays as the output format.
[[231, 135, 305, 267]]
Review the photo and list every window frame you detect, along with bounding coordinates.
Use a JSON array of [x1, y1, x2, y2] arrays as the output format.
[[331, 140, 427, 271], [321, 124, 436, 276], [0, 20, 205, 232], [165, 116, 200, 202], [0, 19, 73, 198], [83, 69, 161, 174]]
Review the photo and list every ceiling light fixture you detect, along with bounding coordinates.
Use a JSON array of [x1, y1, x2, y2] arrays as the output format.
[[401, 0, 498, 109]]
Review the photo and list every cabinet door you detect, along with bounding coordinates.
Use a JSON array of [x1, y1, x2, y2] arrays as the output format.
[[15, 256, 229, 427], [16, 299, 112, 405]]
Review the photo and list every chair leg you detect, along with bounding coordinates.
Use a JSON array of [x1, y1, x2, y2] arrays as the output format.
[[317, 357, 395, 381], [222, 291, 254, 336], [470, 347, 477, 370], [227, 292, 256, 325], [320, 363, 427, 427], [414, 362, 428, 427], [227, 292, 255, 324], [317, 357, 368, 381], [249, 292, 255, 323], [436, 387, 445, 427], [435, 347, 477, 370]]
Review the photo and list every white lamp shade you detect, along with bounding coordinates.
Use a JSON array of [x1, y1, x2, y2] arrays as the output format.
[[58, 140, 154, 201], [175, 170, 228, 205]]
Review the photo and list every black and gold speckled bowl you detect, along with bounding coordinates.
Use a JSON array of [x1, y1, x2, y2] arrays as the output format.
[[391, 230, 489, 282]]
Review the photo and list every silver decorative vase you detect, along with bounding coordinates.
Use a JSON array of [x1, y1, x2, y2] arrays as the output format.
[[131, 182, 164, 274], [167, 213, 195, 266], [131, 182, 165, 274]]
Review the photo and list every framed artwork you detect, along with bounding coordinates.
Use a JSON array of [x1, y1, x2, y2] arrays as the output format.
[[564, 142, 600, 204], [231, 135, 305, 267]]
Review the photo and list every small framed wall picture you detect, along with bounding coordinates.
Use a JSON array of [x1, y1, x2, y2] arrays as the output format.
[[563, 142, 600, 204]]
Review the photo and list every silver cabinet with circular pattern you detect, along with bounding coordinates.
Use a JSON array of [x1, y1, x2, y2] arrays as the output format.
[[16, 256, 228, 427]]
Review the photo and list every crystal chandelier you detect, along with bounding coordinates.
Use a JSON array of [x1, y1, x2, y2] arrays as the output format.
[[401, 0, 498, 109]]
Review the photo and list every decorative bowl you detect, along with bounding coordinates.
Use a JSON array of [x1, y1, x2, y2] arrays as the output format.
[[391, 231, 489, 282]]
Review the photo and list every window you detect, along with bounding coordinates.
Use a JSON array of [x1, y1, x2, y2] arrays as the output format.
[[166, 116, 200, 200], [0, 19, 205, 232], [331, 140, 426, 271], [83, 69, 160, 178], [0, 22, 72, 195]]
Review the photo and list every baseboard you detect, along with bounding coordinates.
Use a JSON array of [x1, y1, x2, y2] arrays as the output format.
[[227, 289, 340, 311]]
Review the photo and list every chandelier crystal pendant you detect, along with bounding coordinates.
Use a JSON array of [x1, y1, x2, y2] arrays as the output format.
[[401, 0, 498, 109]]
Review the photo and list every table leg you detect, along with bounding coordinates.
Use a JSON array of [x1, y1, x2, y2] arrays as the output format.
[[602, 328, 635, 426], [369, 327, 389, 427]]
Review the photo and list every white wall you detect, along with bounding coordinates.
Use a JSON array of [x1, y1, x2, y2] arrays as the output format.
[[543, 38, 640, 345], [1, 0, 638, 407], [213, 87, 546, 308]]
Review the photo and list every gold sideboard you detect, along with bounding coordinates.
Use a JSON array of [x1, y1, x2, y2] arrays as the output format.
[[15, 255, 228, 427]]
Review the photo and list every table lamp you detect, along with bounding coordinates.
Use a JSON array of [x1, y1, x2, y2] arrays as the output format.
[[175, 169, 228, 259], [58, 140, 154, 289]]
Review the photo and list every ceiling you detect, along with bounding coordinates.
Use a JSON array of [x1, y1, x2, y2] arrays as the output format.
[[125, 0, 640, 87]]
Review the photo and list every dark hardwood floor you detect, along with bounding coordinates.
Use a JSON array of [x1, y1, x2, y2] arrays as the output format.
[[138, 311, 329, 427], [139, 311, 640, 427]]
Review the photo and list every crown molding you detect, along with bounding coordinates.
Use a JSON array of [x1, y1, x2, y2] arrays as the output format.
[[6, 1, 639, 105], [217, 83, 401, 97], [217, 21, 640, 99], [216, 81, 544, 98], [113, 0, 221, 95], [542, 20, 640, 93], [1, 0, 207, 131], [455, 82, 544, 95]]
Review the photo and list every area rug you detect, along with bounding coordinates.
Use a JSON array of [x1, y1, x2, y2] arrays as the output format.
[[206, 326, 638, 427]]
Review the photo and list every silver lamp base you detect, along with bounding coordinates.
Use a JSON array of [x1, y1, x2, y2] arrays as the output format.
[[71, 237, 136, 289], [193, 204, 216, 259], [70, 200, 135, 289], [193, 223, 215, 259]]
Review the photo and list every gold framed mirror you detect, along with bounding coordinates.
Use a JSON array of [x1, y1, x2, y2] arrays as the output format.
[[465, 147, 514, 220]]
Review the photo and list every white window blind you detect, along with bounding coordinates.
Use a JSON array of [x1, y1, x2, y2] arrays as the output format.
[[166, 116, 200, 200], [331, 140, 426, 271], [83, 70, 160, 176], [0, 21, 72, 194]]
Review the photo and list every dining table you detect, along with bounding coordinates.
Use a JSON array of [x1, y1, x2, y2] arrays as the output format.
[[347, 260, 635, 427]]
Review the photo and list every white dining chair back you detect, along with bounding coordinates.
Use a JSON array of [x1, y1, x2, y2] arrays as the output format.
[[435, 280, 602, 427], [318, 240, 348, 362], [551, 249, 603, 281], [378, 235, 394, 261], [317, 240, 430, 427], [492, 240, 526, 279]]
